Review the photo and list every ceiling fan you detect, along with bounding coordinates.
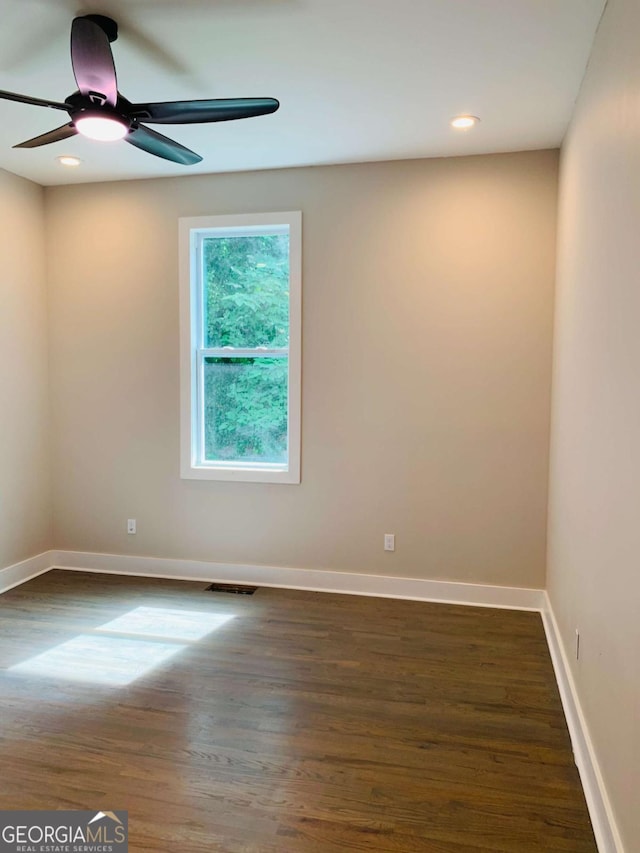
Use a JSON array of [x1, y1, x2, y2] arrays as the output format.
[[0, 14, 279, 165]]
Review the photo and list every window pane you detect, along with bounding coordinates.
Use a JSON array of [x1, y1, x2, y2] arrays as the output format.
[[203, 234, 290, 348], [203, 357, 288, 464]]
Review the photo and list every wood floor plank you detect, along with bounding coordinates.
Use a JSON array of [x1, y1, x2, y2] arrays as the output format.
[[0, 570, 596, 851]]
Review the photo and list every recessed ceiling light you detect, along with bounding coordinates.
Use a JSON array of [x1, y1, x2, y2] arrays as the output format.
[[57, 155, 82, 167], [451, 115, 480, 130]]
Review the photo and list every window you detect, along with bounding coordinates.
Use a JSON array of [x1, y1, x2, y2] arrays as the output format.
[[179, 212, 301, 483]]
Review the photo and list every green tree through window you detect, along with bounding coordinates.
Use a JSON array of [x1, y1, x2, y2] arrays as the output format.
[[202, 234, 290, 464]]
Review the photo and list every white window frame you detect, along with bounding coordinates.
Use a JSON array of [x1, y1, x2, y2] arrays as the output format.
[[179, 211, 302, 484]]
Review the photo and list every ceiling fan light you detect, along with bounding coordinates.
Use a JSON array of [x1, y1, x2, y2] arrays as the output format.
[[75, 114, 128, 141]]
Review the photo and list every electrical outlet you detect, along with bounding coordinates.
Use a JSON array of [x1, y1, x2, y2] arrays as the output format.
[[384, 533, 395, 552], [127, 519, 137, 535]]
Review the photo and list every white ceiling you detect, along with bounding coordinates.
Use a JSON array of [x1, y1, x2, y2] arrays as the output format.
[[0, 0, 605, 186]]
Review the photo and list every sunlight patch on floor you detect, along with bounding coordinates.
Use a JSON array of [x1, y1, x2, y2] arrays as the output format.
[[8, 607, 235, 686], [95, 606, 234, 642], [10, 635, 184, 686]]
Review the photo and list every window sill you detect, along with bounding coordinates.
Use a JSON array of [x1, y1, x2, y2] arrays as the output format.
[[180, 463, 300, 484]]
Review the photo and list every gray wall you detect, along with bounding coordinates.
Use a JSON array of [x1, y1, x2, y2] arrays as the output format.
[[548, 0, 640, 847], [45, 150, 558, 587], [0, 168, 51, 570]]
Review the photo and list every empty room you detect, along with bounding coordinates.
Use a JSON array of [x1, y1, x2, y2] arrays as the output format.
[[0, 1, 637, 851]]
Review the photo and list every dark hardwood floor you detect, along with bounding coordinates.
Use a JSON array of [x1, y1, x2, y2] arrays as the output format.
[[0, 570, 596, 852]]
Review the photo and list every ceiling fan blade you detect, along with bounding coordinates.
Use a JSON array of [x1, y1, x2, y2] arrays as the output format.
[[13, 123, 77, 149], [70, 16, 118, 106], [125, 124, 202, 165], [129, 97, 280, 125], [0, 89, 70, 112]]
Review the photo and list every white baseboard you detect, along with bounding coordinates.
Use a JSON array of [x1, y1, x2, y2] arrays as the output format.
[[49, 549, 545, 610], [0, 551, 53, 595], [0, 549, 620, 851], [541, 593, 624, 853]]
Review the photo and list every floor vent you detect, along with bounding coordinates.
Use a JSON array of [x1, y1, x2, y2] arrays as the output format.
[[205, 582, 258, 595]]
